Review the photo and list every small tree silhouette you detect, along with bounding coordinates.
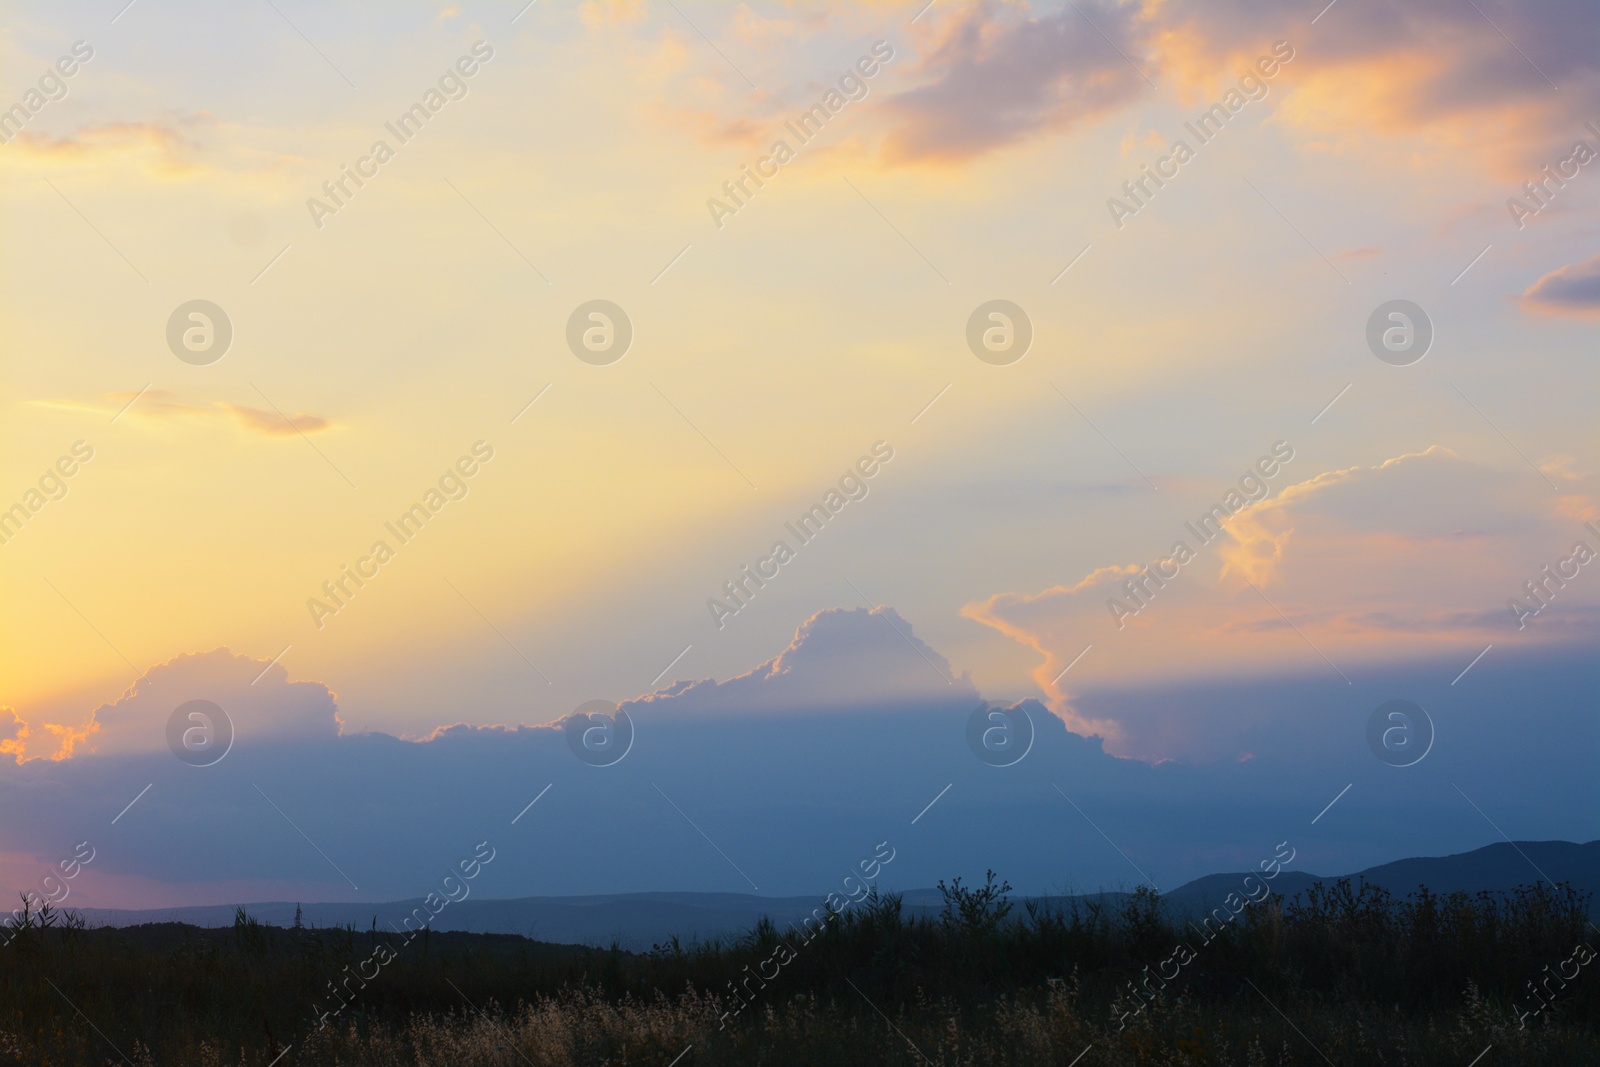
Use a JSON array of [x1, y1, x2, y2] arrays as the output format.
[[936, 869, 1014, 934]]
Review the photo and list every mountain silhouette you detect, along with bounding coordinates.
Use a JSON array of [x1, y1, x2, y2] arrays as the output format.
[[71, 838, 1598, 950]]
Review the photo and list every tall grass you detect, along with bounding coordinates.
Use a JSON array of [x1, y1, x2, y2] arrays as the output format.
[[0, 876, 1594, 1065]]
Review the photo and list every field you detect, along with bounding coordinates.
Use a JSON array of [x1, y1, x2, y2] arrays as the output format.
[[1, 876, 1595, 1066]]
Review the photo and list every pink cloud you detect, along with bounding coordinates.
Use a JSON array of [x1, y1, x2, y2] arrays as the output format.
[[1520, 253, 1600, 317]]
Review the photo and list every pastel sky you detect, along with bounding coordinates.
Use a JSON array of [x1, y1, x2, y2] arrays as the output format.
[[1, 0, 1595, 907]]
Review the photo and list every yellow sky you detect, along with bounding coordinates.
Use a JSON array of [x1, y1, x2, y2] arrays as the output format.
[[3, 0, 1597, 754]]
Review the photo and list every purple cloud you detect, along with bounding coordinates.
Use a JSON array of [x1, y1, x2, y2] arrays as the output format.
[[1521, 253, 1600, 316]]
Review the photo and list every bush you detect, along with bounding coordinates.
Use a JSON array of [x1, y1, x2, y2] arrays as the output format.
[[0, 877, 1593, 1065]]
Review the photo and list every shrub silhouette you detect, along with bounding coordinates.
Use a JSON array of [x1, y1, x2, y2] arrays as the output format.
[[937, 869, 1014, 934], [0, 875, 1593, 1064]]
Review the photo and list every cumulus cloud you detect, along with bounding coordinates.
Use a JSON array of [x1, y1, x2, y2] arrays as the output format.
[[38, 648, 343, 761], [646, 605, 971, 714], [0, 606, 1592, 907], [967, 448, 1600, 757], [0, 610, 992, 904], [421, 606, 972, 746], [1520, 253, 1600, 316]]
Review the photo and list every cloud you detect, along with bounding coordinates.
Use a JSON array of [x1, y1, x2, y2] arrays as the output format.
[[966, 448, 1600, 758], [647, 102, 766, 148], [654, 0, 1599, 176], [730, 6, 824, 50], [0, 610, 991, 903], [1520, 253, 1600, 317], [580, 0, 649, 30], [1149, 0, 1600, 176], [221, 403, 330, 437], [115, 390, 212, 423], [8, 648, 342, 764], [662, 605, 969, 711], [5, 112, 300, 186], [1, 607, 1594, 907], [41, 720, 96, 762], [20, 610, 964, 766], [853, 0, 1600, 171], [0, 708, 27, 765], [38, 391, 332, 437], [438, 605, 972, 732], [2, 701, 92, 764], [6, 118, 212, 176], [879, 1, 1154, 163]]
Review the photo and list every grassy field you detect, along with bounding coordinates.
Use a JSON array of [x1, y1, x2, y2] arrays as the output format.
[[1, 875, 1595, 1065]]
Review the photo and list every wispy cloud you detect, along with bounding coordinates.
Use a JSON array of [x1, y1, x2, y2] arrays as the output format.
[[39, 391, 333, 437], [967, 448, 1599, 758], [7, 117, 212, 175], [221, 403, 331, 437]]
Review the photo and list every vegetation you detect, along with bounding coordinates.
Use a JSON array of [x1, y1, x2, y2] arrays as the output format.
[[0, 876, 1595, 1065]]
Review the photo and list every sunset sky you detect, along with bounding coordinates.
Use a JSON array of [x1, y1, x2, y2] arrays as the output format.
[[1, 0, 1596, 907]]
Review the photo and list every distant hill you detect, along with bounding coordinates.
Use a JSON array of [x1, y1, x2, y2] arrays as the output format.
[[71, 839, 1599, 950], [1158, 839, 1599, 919], [72, 892, 846, 950]]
